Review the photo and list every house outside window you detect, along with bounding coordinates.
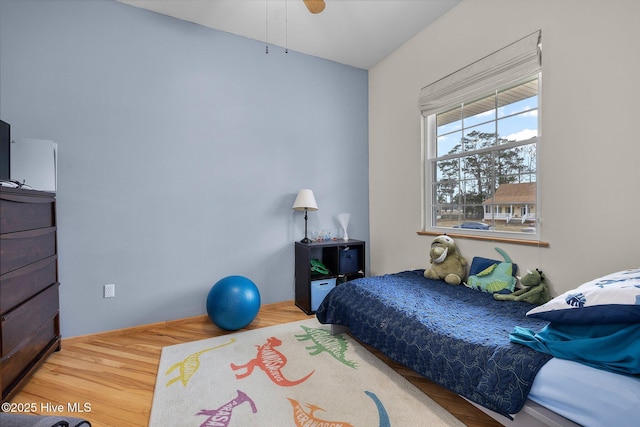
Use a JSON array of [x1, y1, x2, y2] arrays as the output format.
[[419, 31, 541, 238]]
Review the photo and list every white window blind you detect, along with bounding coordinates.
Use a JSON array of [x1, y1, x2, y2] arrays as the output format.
[[419, 30, 541, 117]]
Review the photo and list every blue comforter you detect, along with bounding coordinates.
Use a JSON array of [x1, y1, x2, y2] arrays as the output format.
[[316, 270, 552, 417]]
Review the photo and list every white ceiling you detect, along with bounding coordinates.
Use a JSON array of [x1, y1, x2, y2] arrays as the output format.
[[116, 0, 460, 69]]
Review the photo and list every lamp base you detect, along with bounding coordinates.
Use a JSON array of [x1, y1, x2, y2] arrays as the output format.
[[300, 237, 312, 244]]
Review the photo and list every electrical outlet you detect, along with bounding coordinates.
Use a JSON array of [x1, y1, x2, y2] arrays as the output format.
[[104, 284, 115, 298]]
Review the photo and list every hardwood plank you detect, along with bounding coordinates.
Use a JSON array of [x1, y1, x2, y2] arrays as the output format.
[[10, 301, 500, 426]]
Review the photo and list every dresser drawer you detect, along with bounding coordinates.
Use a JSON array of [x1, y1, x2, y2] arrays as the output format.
[[0, 256, 58, 315], [0, 192, 55, 234], [0, 313, 59, 392], [0, 227, 56, 275], [1, 283, 59, 357]]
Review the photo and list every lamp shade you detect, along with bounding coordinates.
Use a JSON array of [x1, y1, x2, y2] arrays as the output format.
[[292, 189, 318, 211]]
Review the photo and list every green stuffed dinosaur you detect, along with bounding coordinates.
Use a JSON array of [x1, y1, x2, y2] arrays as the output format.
[[464, 247, 517, 293], [494, 268, 552, 305]]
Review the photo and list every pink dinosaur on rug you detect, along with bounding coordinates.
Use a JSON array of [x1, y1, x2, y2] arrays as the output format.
[[230, 336, 314, 386], [195, 389, 257, 427]]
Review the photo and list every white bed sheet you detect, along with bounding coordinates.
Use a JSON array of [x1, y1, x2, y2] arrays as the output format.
[[529, 358, 640, 427]]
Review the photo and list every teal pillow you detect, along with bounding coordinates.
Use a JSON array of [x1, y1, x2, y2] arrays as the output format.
[[465, 255, 517, 293], [469, 256, 518, 277]]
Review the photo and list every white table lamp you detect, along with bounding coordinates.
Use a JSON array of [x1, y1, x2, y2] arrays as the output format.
[[293, 189, 318, 243]]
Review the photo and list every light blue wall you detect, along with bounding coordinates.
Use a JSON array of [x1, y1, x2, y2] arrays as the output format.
[[0, 0, 369, 337]]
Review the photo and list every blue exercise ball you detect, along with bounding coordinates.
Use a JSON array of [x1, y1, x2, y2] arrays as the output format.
[[206, 275, 261, 331]]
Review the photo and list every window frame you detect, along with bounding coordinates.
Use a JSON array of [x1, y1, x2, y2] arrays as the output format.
[[419, 31, 544, 245], [423, 74, 541, 241]]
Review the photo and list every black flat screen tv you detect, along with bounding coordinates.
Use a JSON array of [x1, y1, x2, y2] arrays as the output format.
[[0, 120, 10, 181]]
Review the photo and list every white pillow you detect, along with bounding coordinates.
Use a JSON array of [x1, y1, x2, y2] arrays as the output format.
[[526, 268, 640, 324]]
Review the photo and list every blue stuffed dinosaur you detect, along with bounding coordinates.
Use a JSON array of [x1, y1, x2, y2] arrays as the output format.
[[464, 247, 517, 293]]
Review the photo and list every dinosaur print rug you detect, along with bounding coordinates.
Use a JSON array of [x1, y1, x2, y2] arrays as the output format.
[[149, 318, 464, 427]]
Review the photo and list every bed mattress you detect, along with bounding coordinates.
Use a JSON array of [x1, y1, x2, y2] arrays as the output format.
[[530, 357, 640, 427], [316, 270, 552, 417]]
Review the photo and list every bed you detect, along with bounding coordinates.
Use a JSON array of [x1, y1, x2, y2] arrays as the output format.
[[316, 269, 640, 427]]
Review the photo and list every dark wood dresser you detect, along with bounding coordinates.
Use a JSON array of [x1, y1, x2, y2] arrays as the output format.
[[0, 187, 61, 402]]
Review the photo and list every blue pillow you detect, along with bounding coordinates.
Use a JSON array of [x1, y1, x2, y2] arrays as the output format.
[[526, 268, 640, 324]]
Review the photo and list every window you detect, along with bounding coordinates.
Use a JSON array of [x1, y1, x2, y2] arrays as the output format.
[[420, 31, 541, 238]]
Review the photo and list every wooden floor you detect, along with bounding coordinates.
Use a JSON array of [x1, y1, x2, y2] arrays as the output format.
[[10, 301, 502, 426]]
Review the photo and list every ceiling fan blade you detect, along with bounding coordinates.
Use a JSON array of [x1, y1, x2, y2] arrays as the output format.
[[303, 0, 326, 14]]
